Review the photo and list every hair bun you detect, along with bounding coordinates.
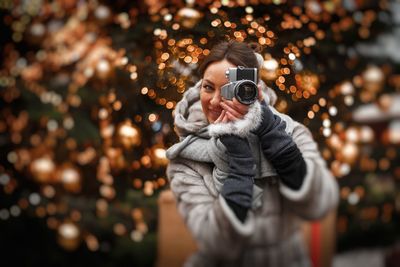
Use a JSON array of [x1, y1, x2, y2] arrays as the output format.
[[248, 42, 262, 53]]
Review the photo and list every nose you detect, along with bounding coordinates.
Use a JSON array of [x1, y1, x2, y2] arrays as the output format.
[[210, 89, 221, 106]]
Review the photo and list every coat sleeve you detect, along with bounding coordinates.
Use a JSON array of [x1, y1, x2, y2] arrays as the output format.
[[279, 121, 339, 220], [166, 158, 255, 259]]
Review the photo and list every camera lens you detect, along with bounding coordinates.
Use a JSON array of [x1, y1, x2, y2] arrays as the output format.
[[236, 81, 257, 105]]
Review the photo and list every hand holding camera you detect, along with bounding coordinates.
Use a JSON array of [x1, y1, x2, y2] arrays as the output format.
[[215, 66, 262, 123], [214, 99, 248, 123]]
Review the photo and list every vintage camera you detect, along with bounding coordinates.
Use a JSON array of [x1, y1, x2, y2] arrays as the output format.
[[221, 66, 258, 105]]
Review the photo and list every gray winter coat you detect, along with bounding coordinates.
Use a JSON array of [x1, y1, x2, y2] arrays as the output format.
[[166, 80, 339, 267]]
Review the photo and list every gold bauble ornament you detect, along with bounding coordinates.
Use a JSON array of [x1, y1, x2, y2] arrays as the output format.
[[339, 81, 355, 95], [341, 143, 359, 165], [94, 5, 112, 24], [363, 65, 384, 94], [57, 222, 81, 251], [117, 120, 141, 148], [176, 7, 202, 29], [327, 134, 343, 150], [30, 156, 56, 183], [359, 126, 374, 143], [27, 23, 46, 44], [378, 94, 392, 112], [345, 127, 359, 143], [151, 145, 168, 167], [388, 121, 400, 144], [96, 59, 113, 80], [57, 164, 82, 193], [260, 58, 279, 82]]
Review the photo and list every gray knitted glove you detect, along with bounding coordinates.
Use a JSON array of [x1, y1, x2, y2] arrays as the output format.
[[254, 103, 306, 190], [220, 135, 255, 222]]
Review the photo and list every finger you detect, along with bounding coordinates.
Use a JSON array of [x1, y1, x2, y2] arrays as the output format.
[[214, 110, 225, 124], [258, 84, 264, 101], [231, 98, 250, 114], [230, 98, 249, 114], [226, 111, 240, 121], [221, 101, 246, 118], [222, 113, 229, 123]]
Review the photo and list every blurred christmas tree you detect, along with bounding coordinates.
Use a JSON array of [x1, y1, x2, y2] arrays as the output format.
[[1, 0, 399, 266]]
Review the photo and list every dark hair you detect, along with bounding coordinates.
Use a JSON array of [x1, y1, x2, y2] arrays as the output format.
[[198, 40, 261, 77]]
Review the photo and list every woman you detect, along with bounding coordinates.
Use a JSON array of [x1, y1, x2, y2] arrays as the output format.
[[166, 40, 339, 267]]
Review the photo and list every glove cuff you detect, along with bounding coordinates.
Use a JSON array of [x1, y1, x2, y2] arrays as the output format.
[[253, 103, 277, 136]]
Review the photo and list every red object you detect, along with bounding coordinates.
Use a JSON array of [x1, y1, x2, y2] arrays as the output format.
[[310, 222, 321, 267]]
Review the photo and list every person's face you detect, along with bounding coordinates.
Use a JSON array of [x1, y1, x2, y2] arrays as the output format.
[[200, 59, 236, 123]]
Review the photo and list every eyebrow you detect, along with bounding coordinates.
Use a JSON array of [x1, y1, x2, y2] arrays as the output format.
[[203, 79, 215, 86]]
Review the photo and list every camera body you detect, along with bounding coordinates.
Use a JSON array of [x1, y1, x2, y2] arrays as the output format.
[[221, 66, 258, 105]]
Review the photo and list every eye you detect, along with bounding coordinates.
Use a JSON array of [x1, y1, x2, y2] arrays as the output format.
[[202, 84, 214, 92]]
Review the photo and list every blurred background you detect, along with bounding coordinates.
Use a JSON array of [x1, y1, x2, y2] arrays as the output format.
[[0, 0, 400, 266]]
